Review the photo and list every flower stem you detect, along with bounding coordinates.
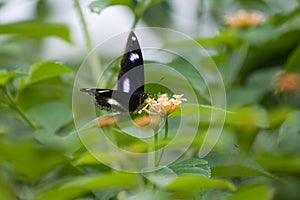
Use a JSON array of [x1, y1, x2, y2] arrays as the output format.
[[156, 117, 168, 165], [1, 86, 37, 130], [154, 129, 159, 166], [146, 130, 156, 190], [164, 117, 169, 139]]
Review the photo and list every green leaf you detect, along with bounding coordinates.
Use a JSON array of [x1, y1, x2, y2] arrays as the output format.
[[73, 151, 108, 166], [169, 104, 232, 120], [28, 61, 72, 85], [167, 57, 210, 102], [89, 0, 131, 14], [88, 0, 111, 14], [0, 70, 25, 86], [278, 110, 300, 152], [256, 154, 300, 173], [73, 142, 148, 168], [229, 184, 272, 200], [277, 11, 300, 34], [34, 129, 82, 156], [0, 21, 71, 42], [122, 190, 171, 200], [145, 167, 177, 188], [269, 7, 300, 26], [227, 86, 266, 107], [35, 173, 137, 200], [0, 139, 64, 183], [246, 68, 280, 88], [111, 127, 148, 148], [242, 30, 300, 75], [164, 175, 236, 192], [27, 101, 73, 132], [0, 173, 16, 200], [93, 188, 123, 200], [286, 44, 300, 71], [151, 0, 168, 4], [0, 187, 15, 200], [102, 0, 132, 7], [133, 0, 152, 18], [218, 29, 241, 47], [89, 0, 166, 14], [227, 68, 277, 107], [220, 43, 249, 87], [226, 106, 269, 128], [143, 0, 170, 27], [169, 158, 211, 178], [238, 25, 276, 46], [207, 153, 275, 179], [268, 107, 292, 127], [17, 77, 72, 110]]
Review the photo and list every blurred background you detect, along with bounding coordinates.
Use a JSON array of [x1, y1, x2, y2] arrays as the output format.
[[1, 0, 300, 199]]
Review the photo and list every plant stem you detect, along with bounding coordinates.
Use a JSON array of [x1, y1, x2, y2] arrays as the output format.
[[146, 130, 156, 190], [156, 117, 168, 165], [74, 0, 93, 51], [131, 17, 138, 30], [131, 0, 151, 30], [1, 87, 37, 130], [164, 117, 168, 139], [154, 129, 159, 166], [74, 0, 102, 83]]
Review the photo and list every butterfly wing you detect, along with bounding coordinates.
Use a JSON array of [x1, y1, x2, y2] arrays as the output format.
[[80, 88, 148, 112], [118, 31, 144, 94], [80, 88, 127, 112], [80, 31, 147, 113]]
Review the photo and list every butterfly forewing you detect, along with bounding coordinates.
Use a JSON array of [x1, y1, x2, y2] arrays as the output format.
[[118, 32, 144, 94]]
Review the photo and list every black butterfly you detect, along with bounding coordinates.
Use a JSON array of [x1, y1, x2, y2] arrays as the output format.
[[80, 32, 148, 113]]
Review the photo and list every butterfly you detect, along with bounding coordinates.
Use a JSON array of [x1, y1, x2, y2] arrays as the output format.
[[80, 31, 148, 113]]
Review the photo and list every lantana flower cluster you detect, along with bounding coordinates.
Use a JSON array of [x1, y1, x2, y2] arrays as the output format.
[[139, 94, 186, 116], [224, 10, 265, 28]]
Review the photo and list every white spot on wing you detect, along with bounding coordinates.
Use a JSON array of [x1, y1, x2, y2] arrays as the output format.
[[97, 90, 110, 93], [123, 77, 130, 93], [108, 98, 120, 106], [129, 52, 139, 62], [132, 36, 136, 41]]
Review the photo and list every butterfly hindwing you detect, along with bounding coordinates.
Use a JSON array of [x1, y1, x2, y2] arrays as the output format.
[[80, 88, 126, 112], [80, 88, 147, 112]]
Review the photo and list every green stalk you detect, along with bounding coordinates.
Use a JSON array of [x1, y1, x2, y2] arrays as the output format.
[[154, 129, 159, 166], [2, 87, 37, 130], [156, 117, 168, 165], [131, 17, 138, 30], [164, 117, 169, 139], [74, 0, 102, 83], [74, 0, 93, 51], [131, 0, 151, 30], [146, 130, 156, 190]]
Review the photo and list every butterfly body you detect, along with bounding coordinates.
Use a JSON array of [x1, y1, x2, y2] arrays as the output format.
[[80, 31, 148, 113]]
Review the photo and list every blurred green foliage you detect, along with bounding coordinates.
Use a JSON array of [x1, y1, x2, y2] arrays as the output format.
[[1, 0, 300, 199]]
